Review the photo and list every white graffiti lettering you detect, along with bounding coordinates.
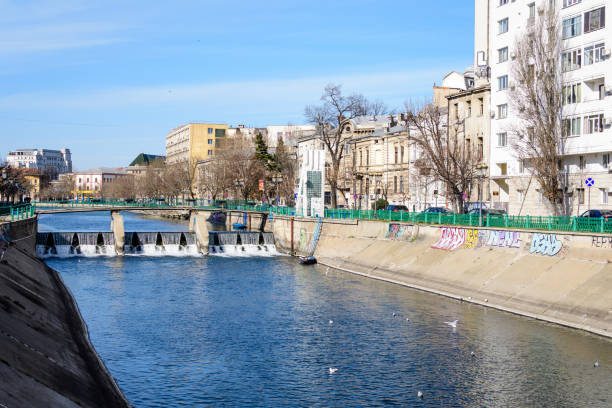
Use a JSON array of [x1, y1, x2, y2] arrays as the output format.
[[529, 233, 562, 256], [431, 227, 466, 251]]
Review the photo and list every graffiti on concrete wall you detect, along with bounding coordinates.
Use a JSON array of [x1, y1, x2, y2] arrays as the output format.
[[529, 233, 563, 256], [431, 227, 523, 251], [591, 236, 612, 248], [386, 223, 413, 240]]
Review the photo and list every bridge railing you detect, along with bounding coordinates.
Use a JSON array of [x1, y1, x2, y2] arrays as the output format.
[[0, 204, 36, 221], [31, 200, 612, 234]]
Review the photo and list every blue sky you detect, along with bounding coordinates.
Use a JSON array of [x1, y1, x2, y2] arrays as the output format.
[[0, 0, 474, 170]]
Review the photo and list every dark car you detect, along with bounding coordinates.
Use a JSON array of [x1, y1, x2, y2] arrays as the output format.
[[468, 208, 506, 216], [423, 207, 449, 213], [386, 205, 409, 212], [579, 209, 612, 219]]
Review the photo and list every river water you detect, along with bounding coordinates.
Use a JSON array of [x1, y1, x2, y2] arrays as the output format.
[[41, 212, 612, 407]]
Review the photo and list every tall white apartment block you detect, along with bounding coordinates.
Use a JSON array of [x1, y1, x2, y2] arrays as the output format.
[[486, 0, 611, 215], [6, 148, 72, 179]]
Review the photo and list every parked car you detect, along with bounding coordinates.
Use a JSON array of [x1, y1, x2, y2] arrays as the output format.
[[386, 204, 409, 212], [468, 208, 506, 216], [422, 207, 449, 214], [578, 209, 612, 219]]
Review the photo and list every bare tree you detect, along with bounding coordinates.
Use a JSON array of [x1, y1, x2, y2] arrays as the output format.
[[405, 102, 478, 212], [304, 84, 380, 208], [101, 175, 136, 200], [509, 5, 566, 215]]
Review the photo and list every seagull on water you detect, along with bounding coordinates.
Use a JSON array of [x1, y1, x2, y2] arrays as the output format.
[[470, 351, 475, 357], [445, 320, 459, 328], [329, 319, 333, 324], [329, 367, 338, 374], [417, 391, 423, 398], [594, 360, 600, 368], [393, 312, 397, 317]]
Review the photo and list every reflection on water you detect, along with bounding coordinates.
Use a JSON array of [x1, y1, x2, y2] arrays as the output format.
[[38, 211, 188, 232], [41, 212, 612, 407], [46, 256, 612, 407]]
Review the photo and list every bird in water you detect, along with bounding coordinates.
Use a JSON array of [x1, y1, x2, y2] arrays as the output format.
[[329, 367, 338, 374], [594, 360, 600, 368], [445, 320, 459, 328], [417, 391, 423, 399], [470, 351, 475, 357], [393, 312, 397, 317], [329, 319, 333, 324]]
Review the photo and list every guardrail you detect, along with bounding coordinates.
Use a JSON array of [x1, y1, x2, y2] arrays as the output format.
[[32, 200, 612, 234], [0, 204, 36, 221]]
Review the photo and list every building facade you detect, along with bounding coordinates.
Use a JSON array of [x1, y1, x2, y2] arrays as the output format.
[[73, 168, 126, 199], [165, 123, 228, 166], [486, 0, 611, 215], [6, 148, 72, 179]]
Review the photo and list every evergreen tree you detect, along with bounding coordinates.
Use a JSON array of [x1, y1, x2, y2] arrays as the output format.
[[254, 133, 276, 171]]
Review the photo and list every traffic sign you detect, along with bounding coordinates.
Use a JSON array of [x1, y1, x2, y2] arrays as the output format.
[[353, 194, 358, 199], [585, 177, 595, 187], [294, 193, 298, 199], [462, 193, 467, 200]]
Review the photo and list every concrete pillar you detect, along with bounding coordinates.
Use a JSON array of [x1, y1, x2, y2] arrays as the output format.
[[110, 211, 124, 255], [191, 211, 209, 255]]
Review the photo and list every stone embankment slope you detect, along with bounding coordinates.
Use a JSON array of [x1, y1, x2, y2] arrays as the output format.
[[270, 216, 612, 338], [0, 218, 130, 407]]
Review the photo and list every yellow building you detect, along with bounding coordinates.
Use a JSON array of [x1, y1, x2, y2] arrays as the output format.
[[165, 123, 227, 167]]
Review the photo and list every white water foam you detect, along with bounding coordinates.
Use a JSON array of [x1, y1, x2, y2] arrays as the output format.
[[124, 244, 201, 257], [37, 244, 117, 258], [208, 244, 282, 257]]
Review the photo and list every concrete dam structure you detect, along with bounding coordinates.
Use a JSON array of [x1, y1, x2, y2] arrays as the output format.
[[269, 216, 612, 338]]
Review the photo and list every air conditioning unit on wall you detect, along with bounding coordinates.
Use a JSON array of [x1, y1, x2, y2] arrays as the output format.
[[490, 110, 496, 119], [509, 81, 516, 90], [603, 117, 612, 126], [602, 48, 612, 57]]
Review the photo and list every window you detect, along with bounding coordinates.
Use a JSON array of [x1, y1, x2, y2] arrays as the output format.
[[563, 0, 581, 8], [215, 129, 226, 137], [399, 176, 404, 193], [528, 2, 536, 18], [207, 139, 213, 145], [584, 7, 605, 33], [562, 15, 582, 39], [579, 155, 586, 170], [497, 104, 508, 119], [562, 83, 581, 105], [478, 138, 484, 160], [498, 18, 508, 34], [400, 146, 405, 163], [518, 190, 525, 203], [394, 176, 398, 193], [584, 43, 605, 65], [466, 100, 472, 117], [478, 98, 484, 116], [499, 0, 508, 5], [562, 117, 581, 137], [498, 47, 508, 63], [207, 149, 213, 155], [498, 75, 508, 90], [601, 188, 609, 205], [562, 49, 581, 72], [207, 128, 213, 134], [585, 114, 604, 134], [602, 153, 610, 168], [394, 146, 398, 163], [498, 132, 508, 147]]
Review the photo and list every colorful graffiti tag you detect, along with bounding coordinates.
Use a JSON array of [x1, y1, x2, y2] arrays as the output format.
[[431, 227, 525, 252], [386, 223, 413, 240], [529, 233, 563, 256], [591, 236, 612, 248], [431, 227, 563, 256]]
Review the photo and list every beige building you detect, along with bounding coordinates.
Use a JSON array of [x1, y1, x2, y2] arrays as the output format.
[[165, 123, 227, 166]]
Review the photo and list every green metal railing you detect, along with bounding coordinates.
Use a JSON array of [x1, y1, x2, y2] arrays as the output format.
[[0, 204, 36, 221], [31, 199, 612, 234]]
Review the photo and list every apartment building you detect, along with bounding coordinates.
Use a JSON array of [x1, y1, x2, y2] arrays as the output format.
[[165, 123, 228, 166], [73, 168, 126, 199], [487, 0, 611, 215], [6, 148, 72, 179]]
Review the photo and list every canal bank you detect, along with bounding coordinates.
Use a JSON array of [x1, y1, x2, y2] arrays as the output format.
[[269, 216, 612, 338], [0, 217, 130, 407]]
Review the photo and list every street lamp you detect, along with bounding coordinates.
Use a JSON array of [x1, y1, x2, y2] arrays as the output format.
[[234, 179, 244, 202], [271, 174, 283, 206], [476, 163, 488, 227]]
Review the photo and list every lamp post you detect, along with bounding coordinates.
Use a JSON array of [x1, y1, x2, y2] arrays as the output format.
[[476, 163, 489, 227], [271, 174, 283, 206], [234, 179, 244, 202]]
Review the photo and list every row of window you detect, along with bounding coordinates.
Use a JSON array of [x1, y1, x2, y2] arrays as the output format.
[[562, 7, 606, 39], [562, 80, 606, 105], [357, 146, 407, 166], [453, 98, 485, 120], [562, 42, 606, 72], [563, 114, 607, 136]]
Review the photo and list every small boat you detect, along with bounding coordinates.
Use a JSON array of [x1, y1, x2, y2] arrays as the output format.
[[299, 256, 317, 265]]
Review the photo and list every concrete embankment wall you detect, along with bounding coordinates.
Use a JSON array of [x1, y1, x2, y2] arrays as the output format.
[[0, 217, 130, 407], [269, 216, 612, 338]]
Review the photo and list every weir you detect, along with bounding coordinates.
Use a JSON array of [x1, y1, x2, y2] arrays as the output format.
[[208, 231, 278, 256]]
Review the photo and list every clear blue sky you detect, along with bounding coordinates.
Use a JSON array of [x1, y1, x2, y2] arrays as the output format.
[[0, 0, 474, 170]]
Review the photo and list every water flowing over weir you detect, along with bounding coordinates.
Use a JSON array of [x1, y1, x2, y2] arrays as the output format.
[[37, 231, 198, 257], [209, 231, 279, 256]]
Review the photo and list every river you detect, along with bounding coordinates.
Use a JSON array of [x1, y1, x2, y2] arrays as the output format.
[[40, 212, 612, 407]]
